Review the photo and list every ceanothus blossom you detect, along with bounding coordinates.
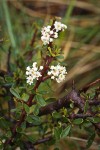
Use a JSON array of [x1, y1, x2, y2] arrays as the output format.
[[26, 62, 43, 85], [47, 64, 67, 83], [41, 21, 67, 45]]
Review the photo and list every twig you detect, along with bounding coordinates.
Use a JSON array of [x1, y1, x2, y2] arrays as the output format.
[[30, 28, 38, 47], [69, 113, 95, 119], [4, 19, 56, 147], [33, 136, 52, 145], [39, 89, 84, 116], [80, 78, 100, 92], [7, 46, 12, 74]]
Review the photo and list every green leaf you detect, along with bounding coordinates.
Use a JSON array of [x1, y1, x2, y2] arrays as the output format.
[[70, 103, 74, 108], [26, 135, 36, 143], [83, 120, 92, 128], [6, 131, 12, 138], [73, 118, 83, 125], [26, 115, 41, 125], [31, 116, 41, 125], [52, 111, 62, 119], [92, 117, 100, 123], [23, 104, 30, 113], [5, 75, 13, 83], [54, 127, 62, 141], [0, 76, 5, 85], [56, 55, 64, 59], [60, 125, 71, 138], [29, 105, 35, 114], [10, 88, 21, 99], [26, 116, 33, 123], [86, 132, 95, 148], [21, 122, 26, 130], [21, 93, 29, 102], [84, 100, 89, 113], [33, 104, 40, 115], [36, 95, 46, 106], [88, 117, 100, 123], [0, 118, 11, 129]]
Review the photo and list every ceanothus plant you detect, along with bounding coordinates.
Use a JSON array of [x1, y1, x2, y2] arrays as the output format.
[[0, 19, 100, 150]]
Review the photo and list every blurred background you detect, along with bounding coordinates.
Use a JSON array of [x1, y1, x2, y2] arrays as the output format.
[[0, 0, 100, 149]]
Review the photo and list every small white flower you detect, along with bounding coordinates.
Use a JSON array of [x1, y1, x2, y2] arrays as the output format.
[[47, 64, 67, 83], [40, 66, 43, 70], [26, 76, 33, 85], [50, 66, 55, 69], [26, 71, 30, 75], [32, 62, 37, 67], [50, 30, 54, 35], [51, 69, 59, 76], [47, 71, 52, 75], [50, 38, 53, 42], [54, 21, 62, 32], [61, 24, 67, 31], [26, 66, 31, 71], [41, 21, 67, 45], [54, 32, 58, 38], [51, 76, 55, 79], [26, 62, 43, 85]]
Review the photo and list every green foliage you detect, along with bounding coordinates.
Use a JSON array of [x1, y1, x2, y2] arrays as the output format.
[[60, 125, 71, 138], [54, 125, 71, 141], [0, 118, 11, 129], [54, 127, 62, 141], [36, 94, 46, 106], [73, 118, 83, 125], [10, 87, 21, 99], [86, 132, 95, 148], [0, 0, 100, 149], [26, 115, 41, 125]]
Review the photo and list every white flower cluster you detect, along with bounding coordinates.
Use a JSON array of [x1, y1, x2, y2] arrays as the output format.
[[47, 64, 67, 83], [26, 62, 43, 85], [41, 21, 67, 45]]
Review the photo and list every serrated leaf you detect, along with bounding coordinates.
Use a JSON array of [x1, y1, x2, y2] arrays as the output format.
[[36, 95, 46, 106], [10, 88, 21, 99], [60, 125, 71, 138]]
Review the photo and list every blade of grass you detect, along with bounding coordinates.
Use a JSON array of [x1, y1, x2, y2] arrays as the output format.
[[63, 0, 76, 24], [2, 0, 16, 49]]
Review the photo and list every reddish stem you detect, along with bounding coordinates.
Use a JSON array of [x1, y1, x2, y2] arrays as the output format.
[[4, 56, 53, 148]]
